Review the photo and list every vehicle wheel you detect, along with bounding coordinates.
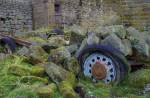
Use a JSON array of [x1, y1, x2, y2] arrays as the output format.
[[0, 37, 16, 54], [77, 45, 130, 84]]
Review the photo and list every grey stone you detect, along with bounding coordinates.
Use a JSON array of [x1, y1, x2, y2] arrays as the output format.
[[17, 46, 29, 56], [95, 25, 127, 39], [127, 27, 150, 57], [49, 47, 71, 65], [87, 32, 100, 45], [75, 38, 87, 57], [108, 25, 127, 39], [122, 39, 133, 56], [101, 33, 126, 55], [66, 44, 78, 54], [28, 45, 48, 64], [45, 62, 70, 84]]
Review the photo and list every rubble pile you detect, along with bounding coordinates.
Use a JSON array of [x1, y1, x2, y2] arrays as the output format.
[[0, 25, 150, 98]]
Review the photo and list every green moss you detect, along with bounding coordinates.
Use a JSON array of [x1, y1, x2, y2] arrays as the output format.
[[127, 69, 150, 88], [29, 46, 49, 64], [111, 86, 140, 97], [6, 86, 39, 98], [59, 81, 78, 98], [20, 76, 48, 85], [79, 80, 111, 97], [35, 84, 57, 98], [31, 66, 45, 77], [27, 37, 47, 44], [8, 65, 31, 76], [65, 72, 77, 88]]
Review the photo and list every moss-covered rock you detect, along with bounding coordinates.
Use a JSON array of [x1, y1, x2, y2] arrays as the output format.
[[64, 26, 86, 45], [20, 76, 48, 85], [59, 81, 78, 98], [45, 62, 70, 84], [35, 83, 57, 98], [65, 72, 77, 88], [31, 66, 45, 77], [27, 37, 47, 45], [65, 57, 81, 75], [8, 65, 31, 76], [6, 86, 38, 98], [28, 46, 48, 64], [49, 47, 71, 65], [48, 36, 67, 47], [127, 69, 150, 89]]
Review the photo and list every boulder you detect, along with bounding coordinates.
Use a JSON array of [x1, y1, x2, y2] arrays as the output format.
[[35, 83, 57, 98], [76, 33, 99, 57], [95, 25, 127, 39], [127, 27, 150, 57], [45, 62, 70, 84], [49, 47, 71, 65], [17, 47, 29, 56], [122, 39, 133, 56], [48, 36, 67, 47], [87, 32, 100, 45], [8, 65, 31, 76], [66, 44, 78, 54], [28, 46, 48, 64], [75, 38, 88, 57], [64, 25, 86, 44], [65, 57, 81, 75], [108, 25, 127, 39], [101, 33, 126, 55]]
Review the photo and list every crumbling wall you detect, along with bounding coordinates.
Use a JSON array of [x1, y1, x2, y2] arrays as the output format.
[[120, 0, 150, 31], [62, 0, 150, 31], [0, 0, 33, 33], [62, 0, 121, 31]]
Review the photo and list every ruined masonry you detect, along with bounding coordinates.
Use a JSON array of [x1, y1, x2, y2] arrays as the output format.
[[0, 0, 150, 33], [0, 0, 33, 33]]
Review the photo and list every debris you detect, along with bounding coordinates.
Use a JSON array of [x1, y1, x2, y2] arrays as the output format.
[[101, 33, 126, 55], [45, 62, 70, 84], [49, 47, 71, 65], [127, 27, 150, 57], [28, 46, 48, 64]]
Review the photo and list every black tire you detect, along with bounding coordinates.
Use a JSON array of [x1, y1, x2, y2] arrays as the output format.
[[77, 45, 130, 84], [0, 37, 17, 53]]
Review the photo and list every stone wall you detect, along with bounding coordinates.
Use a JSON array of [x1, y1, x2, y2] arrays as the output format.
[[62, 0, 150, 31], [0, 0, 149, 33], [120, 0, 150, 31], [0, 0, 32, 33]]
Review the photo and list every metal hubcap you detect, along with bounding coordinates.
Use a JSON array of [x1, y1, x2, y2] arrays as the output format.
[[92, 62, 107, 80], [83, 53, 116, 83]]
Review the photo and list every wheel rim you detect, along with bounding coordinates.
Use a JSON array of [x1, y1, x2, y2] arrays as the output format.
[[83, 53, 116, 84]]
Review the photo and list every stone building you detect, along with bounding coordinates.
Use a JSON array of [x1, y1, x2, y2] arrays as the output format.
[[0, 0, 149, 33]]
